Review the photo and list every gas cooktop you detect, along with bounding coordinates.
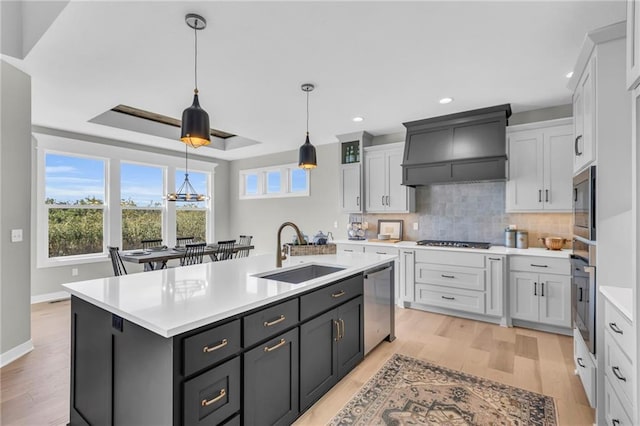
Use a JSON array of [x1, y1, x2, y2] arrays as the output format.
[[416, 240, 492, 249]]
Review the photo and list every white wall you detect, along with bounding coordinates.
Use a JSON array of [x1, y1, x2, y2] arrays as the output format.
[[1, 60, 32, 363], [228, 143, 342, 256]]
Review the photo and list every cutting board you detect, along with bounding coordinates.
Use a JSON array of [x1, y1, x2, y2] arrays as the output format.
[[368, 239, 401, 243]]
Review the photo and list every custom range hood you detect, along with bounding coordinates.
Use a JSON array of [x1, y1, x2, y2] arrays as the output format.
[[401, 104, 512, 186]]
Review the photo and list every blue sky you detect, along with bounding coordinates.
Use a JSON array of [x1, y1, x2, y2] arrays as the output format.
[[46, 154, 207, 205]]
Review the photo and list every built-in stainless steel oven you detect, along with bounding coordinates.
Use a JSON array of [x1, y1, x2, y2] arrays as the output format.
[[573, 166, 596, 242], [571, 239, 596, 354]]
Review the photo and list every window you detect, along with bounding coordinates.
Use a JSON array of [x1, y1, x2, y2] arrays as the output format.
[[176, 170, 208, 243], [36, 132, 217, 267], [239, 163, 309, 199], [45, 153, 106, 258], [121, 163, 163, 250]]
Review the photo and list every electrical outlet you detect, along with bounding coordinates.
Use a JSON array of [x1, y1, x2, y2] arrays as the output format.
[[11, 229, 23, 242], [333, 221, 338, 229], [413, 222, 419, 231], [72, 268, 79, 277]]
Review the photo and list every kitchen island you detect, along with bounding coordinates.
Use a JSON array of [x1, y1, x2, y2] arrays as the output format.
[[63, 252, 395, 426]]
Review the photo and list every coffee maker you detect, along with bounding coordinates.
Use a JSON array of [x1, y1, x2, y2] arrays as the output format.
[[347, 215, 366, 240]]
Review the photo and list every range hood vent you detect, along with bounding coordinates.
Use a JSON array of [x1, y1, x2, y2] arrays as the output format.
[[401, 104, 512, 186]]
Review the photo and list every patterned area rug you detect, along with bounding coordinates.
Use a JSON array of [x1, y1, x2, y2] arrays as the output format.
[[330, 354, 557, 426]]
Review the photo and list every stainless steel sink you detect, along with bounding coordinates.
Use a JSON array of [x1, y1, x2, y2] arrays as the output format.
[[257, 264, 345, 284]]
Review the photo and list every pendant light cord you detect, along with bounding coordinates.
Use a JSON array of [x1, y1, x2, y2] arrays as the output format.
[[306, 89, 309, 135], [194, 18, 198, 93], [184, 145, 189, 177]]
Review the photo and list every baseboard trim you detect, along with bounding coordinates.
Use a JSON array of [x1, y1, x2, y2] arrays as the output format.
[[31, 291, 70, 304], [1, 339, 34, 367]]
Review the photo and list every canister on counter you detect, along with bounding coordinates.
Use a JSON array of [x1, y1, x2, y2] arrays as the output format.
[[505, 229, 516, 248], [516, 231, 529, 249]]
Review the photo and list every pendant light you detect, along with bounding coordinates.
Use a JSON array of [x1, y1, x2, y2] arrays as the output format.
[[167, 145, 208, 202], [180, 13, 210, 148], [299, 83, 317, 169]]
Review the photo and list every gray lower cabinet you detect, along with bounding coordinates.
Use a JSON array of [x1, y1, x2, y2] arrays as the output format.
[[243, 328, 299, 426], [299, 296, 364, 411]]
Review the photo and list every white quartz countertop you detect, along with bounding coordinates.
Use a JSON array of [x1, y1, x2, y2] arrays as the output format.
[[600, 286, 633, 321], [334, 239, 571, 258], [63, 253, 396, 338]]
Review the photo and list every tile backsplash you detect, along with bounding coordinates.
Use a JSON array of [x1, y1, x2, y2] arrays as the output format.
[[364, 182, 573, 247]]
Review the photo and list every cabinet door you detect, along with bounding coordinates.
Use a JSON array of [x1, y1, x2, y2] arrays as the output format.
[[299, 309, 338, 411], [627, 0, 640, 90], [509, 272, 539, 321], [506, 130, 544, 211], [340, 163, 362, 212], [364, 152, 386, 212], [538, 273, 571, 328], [543, 126, 573, 211], [572, 86, 584, 172], [243, 328, 299, 426], [485, 256, 504, 316], [575, 57, 596, 173], [386, 149, 409, 212], [337, 296, 364, 380], [400, 250, 415, 303]]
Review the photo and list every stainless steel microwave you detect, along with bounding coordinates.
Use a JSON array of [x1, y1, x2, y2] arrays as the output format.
[[573, 166, 596, 242]]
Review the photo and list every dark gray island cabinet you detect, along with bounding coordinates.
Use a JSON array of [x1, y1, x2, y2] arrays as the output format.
[[69, 272, 378, 426]]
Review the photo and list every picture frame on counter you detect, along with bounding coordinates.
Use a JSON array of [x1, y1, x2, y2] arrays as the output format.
[[378, 219, 403, 240]]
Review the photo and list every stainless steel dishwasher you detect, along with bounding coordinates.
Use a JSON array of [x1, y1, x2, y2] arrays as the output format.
[[364, 264, 395, 355]]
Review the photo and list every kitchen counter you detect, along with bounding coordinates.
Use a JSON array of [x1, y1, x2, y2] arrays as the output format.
[[334, 239, 571, 258], [600, 286, 633, 321], [63, 252, 395, 338]]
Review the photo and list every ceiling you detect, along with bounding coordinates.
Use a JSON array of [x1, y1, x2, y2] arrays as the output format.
[[6, 1, 627, 161]]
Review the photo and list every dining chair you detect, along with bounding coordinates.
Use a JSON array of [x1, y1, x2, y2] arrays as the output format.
[[180, 242, 206, 266], [210, 240, 236, 262], [235, 235, 253, 258], [141, 238, 163, 249], [107, 246, 127, 276], [176, 236, 195, 247]]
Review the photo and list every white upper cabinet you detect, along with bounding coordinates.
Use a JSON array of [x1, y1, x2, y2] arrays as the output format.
[[506, 119, 573, 213], [627, 0, 640, 90], [573, 57, 596, 173], [364, 143, 415, 213], [340, 163, 362, 212]]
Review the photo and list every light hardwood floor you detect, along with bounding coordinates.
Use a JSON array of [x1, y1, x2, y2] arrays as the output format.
[[1, 301, 594, 425]]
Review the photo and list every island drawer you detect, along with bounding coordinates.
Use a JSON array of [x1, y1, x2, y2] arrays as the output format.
[[243, 299, 298, 347], [604, 300, 634, 359], [184, 319, 241, 376], [604, 377, 633, 426], [415, 264, 485, 291], [414, 284, 485, 314], [183, 356, 240, 426], [604, 331, 634, 407], [509, 256, 569, 275], [300, 274, 363, 321]]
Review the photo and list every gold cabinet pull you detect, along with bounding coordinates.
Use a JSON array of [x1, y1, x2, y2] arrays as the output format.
[[331, 290, 346, 298], [263, 315, 285, 327], [264, 338, 286, 352], [201, 388, 226, 407], [203, 338, 228, 353], [334, 320, 340, 341], [339, 319, 345, 339]]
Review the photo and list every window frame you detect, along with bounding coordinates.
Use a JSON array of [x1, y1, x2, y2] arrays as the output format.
[[35, 133, 217, 268], [239, 163, 309, 199]]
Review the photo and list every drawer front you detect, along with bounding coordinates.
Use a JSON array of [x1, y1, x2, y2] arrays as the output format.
[[573, 329, 596, 408], [415, 250, 485, 268], [221, 414, 240, 426], [300, 274, 363, 321], [415, 264, 485, 291], [336, 244, 365, 253], [243, 299, 299, 347], [604, 332, 634, 406], [414, 284, 485, 314], [184, 356, 240, 426], [509, 256, 569, 275], [364, 246, 398, 256], [604, 300, 634, 359], [604, 376, 634, 426], [184, 319, 241, 376]]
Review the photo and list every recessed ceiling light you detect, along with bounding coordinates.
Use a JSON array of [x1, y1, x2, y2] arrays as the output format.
[[439, 97, 453, 104], [352, 116, 364, 122], [566, 71, 574, 78]]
